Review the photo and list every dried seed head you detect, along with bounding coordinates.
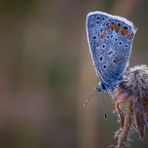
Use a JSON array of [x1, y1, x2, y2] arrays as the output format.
[[113, 65, 148, 147], [115, 65, 148, 100], [114, 65, 148, 109], [124, 65, 148, 98]]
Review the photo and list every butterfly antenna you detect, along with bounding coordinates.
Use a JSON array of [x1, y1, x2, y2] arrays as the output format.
[[82, 86, 97, 108]]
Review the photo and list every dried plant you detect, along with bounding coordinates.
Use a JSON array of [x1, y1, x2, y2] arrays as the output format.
[[113, 65, 148, 148]]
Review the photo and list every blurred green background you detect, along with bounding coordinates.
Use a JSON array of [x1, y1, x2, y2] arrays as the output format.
[[0, 0, 147, 148]]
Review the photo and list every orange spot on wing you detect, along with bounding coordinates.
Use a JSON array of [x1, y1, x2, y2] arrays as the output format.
[[111, 24, 115, 30], [128, 34, 133, 40], [114, 57, 122, 64], [121, 28, 129, 36], [115, 25, 121, 31], [105, 24, 111, 30], [111, 24, 121, 32], [100, 32, 104, 38], [96, 40, 100, 46]]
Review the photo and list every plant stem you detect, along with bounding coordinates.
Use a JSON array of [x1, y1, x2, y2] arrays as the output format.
[[116, 102, 133, 148]]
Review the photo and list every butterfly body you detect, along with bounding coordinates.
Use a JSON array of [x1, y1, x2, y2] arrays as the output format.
[[86, 11, 137, 95]]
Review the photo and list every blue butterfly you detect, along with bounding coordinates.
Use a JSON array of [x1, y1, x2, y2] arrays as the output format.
[[86, 11, 137, 97]]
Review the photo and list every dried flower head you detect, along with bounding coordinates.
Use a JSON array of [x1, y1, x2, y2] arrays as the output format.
[[113, 65, 148, 148]]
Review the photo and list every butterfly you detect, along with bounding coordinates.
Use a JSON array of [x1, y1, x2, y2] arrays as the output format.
[[86, 11, 137, 98]]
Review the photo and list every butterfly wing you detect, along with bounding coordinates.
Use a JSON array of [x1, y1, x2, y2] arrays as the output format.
[[86, 11, 137, 91]]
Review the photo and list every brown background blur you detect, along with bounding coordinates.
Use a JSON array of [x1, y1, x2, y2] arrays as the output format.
[[0, 0, 147, 148]]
